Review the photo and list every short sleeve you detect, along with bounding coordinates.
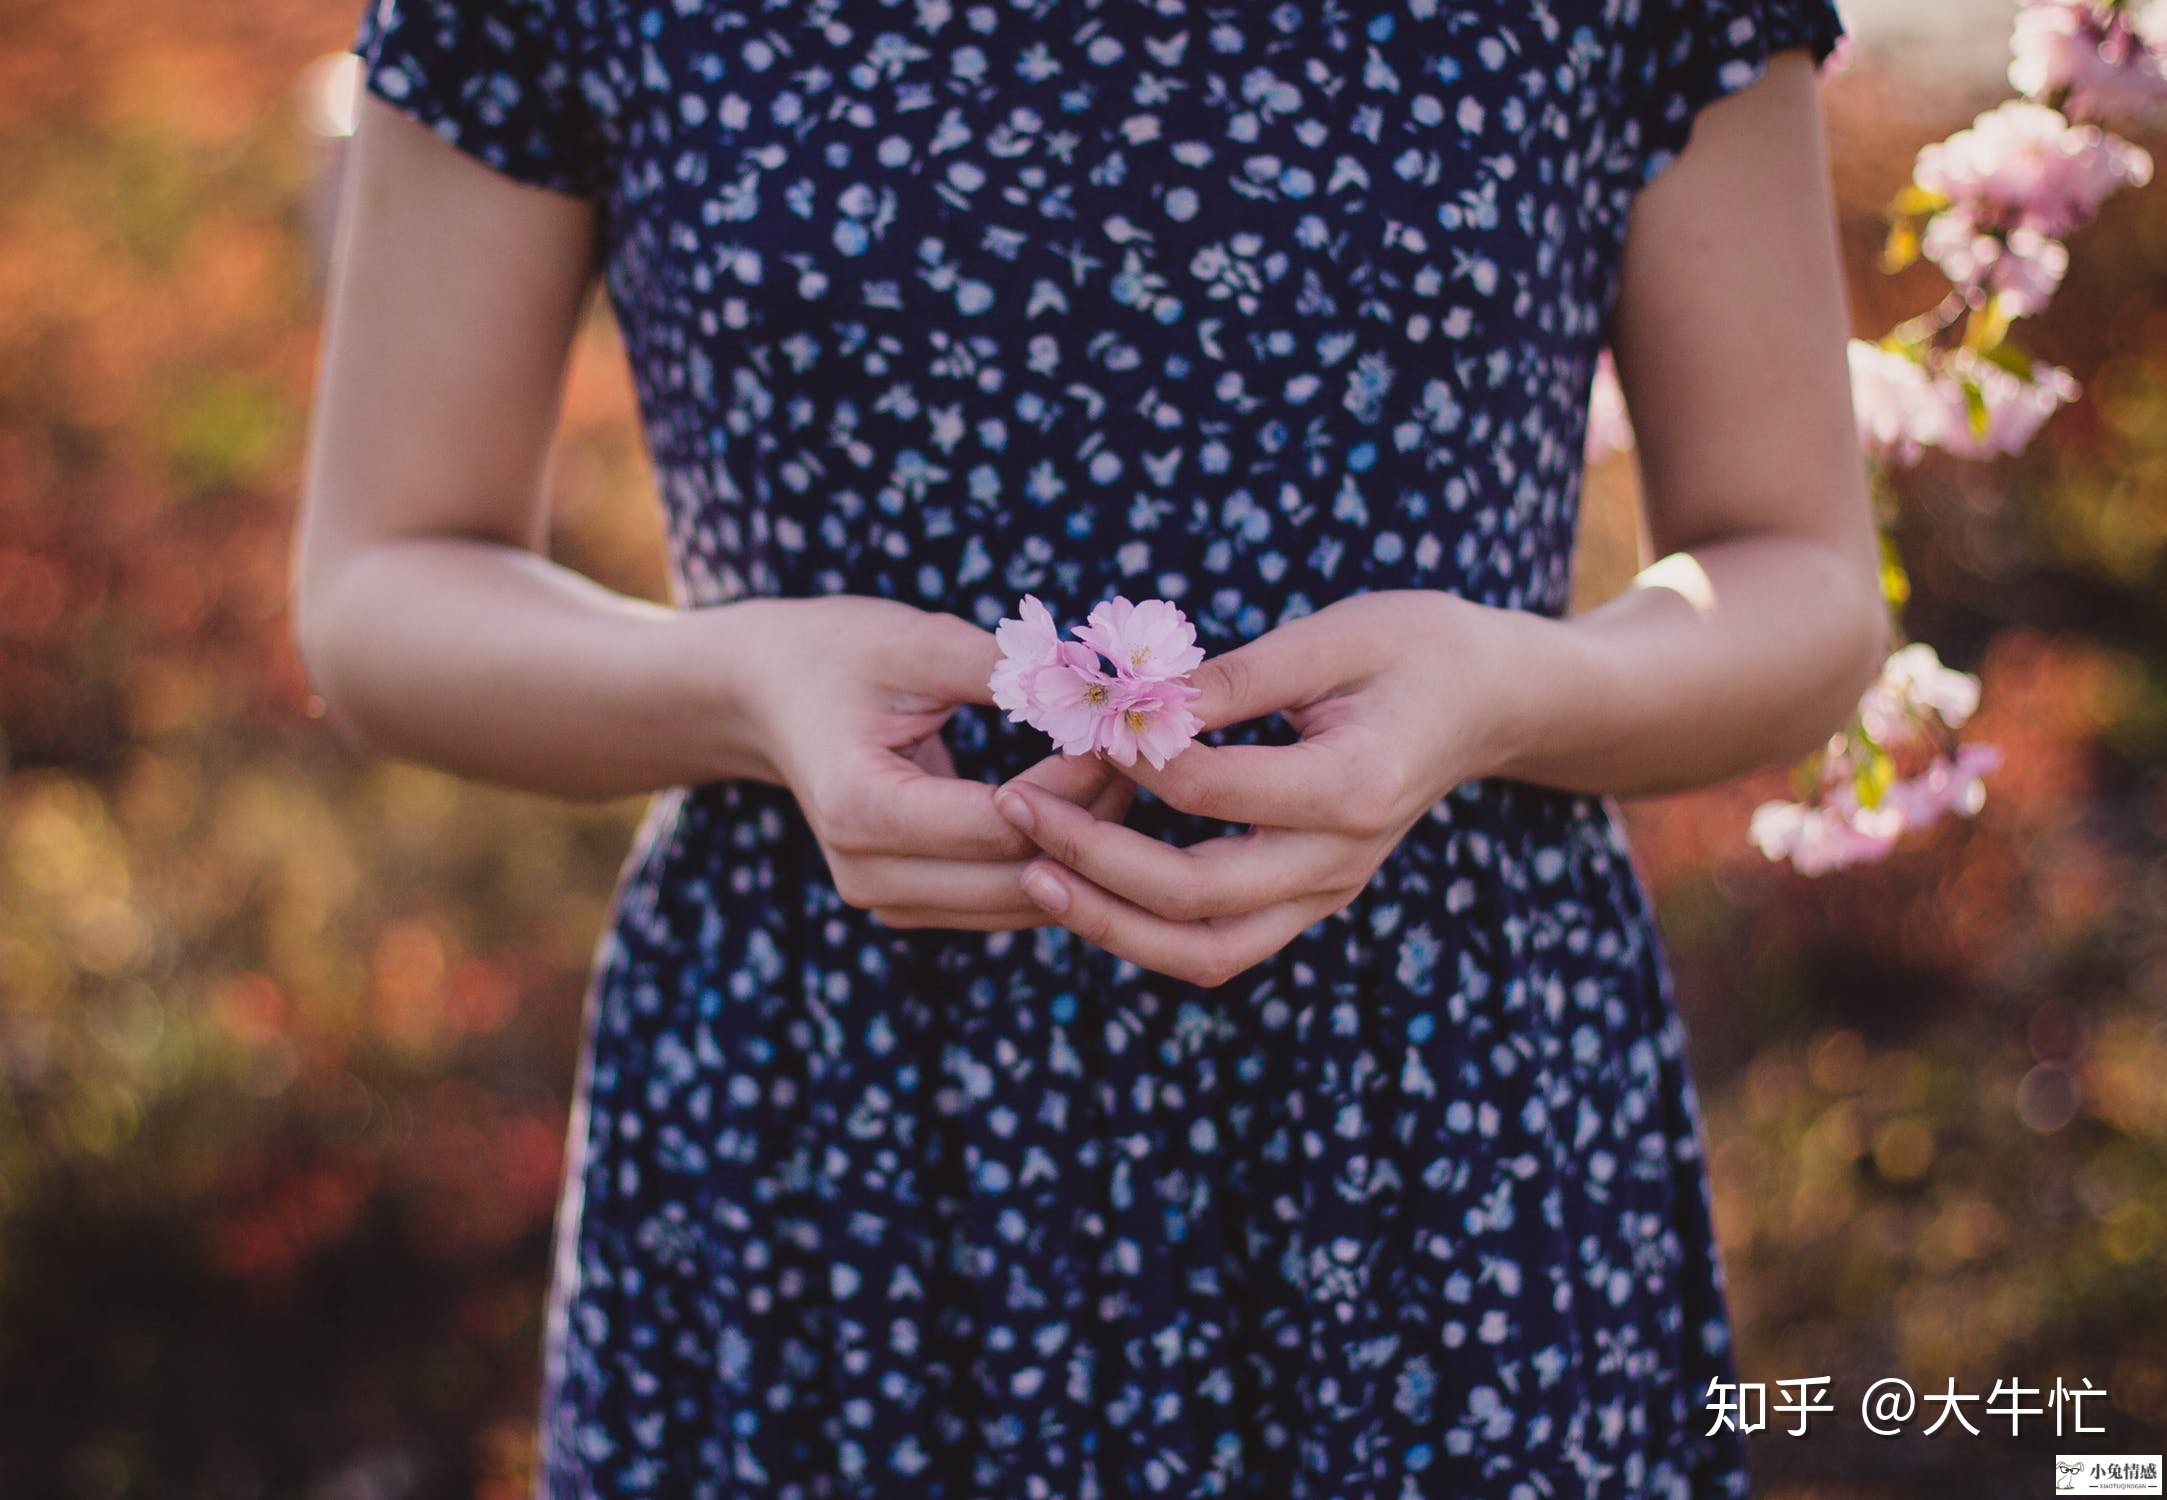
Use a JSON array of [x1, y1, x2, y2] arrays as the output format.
[[1626, 0, 1849, 189], [349, 0, 609, 197]]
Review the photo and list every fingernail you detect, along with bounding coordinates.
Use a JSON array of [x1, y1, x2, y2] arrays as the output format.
[[994, 787, 1034, 834], [1021, 867, 1068, 913]]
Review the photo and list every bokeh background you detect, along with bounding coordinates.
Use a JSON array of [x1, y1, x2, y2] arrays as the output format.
[[1, 0, 2163, 1495]]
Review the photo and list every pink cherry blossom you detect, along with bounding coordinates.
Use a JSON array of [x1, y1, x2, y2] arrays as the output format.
[[1882, 742, 2005, 827], [2010, 0, 2167, 122], [1750, 737, 2002, 876], [1750, 639, 2003, 875], [987, 594, 1209, 766], [1096, 675, 1206, 771], [989, 593, 1066, 721], [1846, 340, 2080, 466], [1073, 596, 1206, 682], [1931, 347, 2082, 460], [1023, 654, 1124, 756], [1912, 100, 2152, 238], [1847, 340, 1947, 467], [1917, 208, 2070, 316], [1749, 797, 1903, 877], [1860, 642, 1983, 742]]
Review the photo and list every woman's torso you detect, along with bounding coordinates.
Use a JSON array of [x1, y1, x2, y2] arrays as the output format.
[[533, 6, 1752, 1493]]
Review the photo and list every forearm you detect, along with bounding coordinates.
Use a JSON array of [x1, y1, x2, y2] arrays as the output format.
[[292, 535, 780, 801], [1472, 529, 1889, 799]]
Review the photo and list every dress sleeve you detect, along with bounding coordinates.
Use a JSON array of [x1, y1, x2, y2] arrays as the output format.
[[348, 0, 609, 197], [1624, 0, 1849, 190]]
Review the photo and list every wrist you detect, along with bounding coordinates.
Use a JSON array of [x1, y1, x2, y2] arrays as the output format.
[[675, 597, 790, 786], [1439, 593, 1602, 790]]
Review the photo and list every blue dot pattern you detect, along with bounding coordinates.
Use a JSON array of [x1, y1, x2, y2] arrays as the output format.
[[350, 0, 1845, 1495]]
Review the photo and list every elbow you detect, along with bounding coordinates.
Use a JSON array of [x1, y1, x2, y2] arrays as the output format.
[[288, 560, 384, 759], [1742, 535, 1892, 770]]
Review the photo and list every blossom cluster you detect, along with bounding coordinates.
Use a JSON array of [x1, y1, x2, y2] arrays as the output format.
[[1750, 645, 2005, 874], [1865, 2, 2158, 471], [1913, 99, 2149, 300], [989, 595, 1207, 770], [1846, 340, 2081, 466], [2011, 0, 2167, 120]]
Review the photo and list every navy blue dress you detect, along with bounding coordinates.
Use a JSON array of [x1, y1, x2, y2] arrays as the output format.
[[350, 2, 1846, 1495]]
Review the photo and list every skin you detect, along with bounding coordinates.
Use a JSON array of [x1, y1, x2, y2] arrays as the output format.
[[293, 48, 1884, 984]]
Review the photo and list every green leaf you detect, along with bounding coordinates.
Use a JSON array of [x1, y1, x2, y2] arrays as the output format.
[[1980, 339, 2036, 380], [1891, 184, 1951, 218], [1866, 464, 1902, 528], [1854, 748, 1896, 810], [1962, 378, 1991, 437], [1879, 537, 1911, 609], [1789, 752, 1824, 802], [1878, 332, 1929, 364], [1964, 293, 2012, 354], [1880, 223, 1919, 274]]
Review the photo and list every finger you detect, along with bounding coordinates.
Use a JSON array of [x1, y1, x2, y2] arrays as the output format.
[[1180, 616, 1361, 733], [1084, 767, 1138, 823], [826, 745, 1132, 863], [994, 779, 1357, 921], [1117, 728, 1401, 834], [826, 851, 1055, 915], [834, 780, 1128, 931], [896, 736, 1110, 811], [889, 610, 1006, 710], [1007, 746, 1120, 809], [1003, 746, 1138, 822], [823, 752, 1036, 860], [1017, 859, 1345, 990], [869, 905, 1053, 933]]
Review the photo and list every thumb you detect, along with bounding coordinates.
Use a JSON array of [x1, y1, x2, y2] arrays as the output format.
[[1183, 619, 1349, 732], [889, 611, 1005, 711], [1006, 745, 1119, 809]]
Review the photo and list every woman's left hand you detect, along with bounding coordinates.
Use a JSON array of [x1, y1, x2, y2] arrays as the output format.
[[989, 588, 1524, 988]]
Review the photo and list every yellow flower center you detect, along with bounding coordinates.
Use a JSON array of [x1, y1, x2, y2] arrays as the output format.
[[1124, 707, 1150, 732], [1083, 682, 1109, 707]]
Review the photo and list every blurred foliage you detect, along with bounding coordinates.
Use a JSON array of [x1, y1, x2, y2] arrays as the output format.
[[0, 3, 2162, 1497], [0, 3, 664, 1494]]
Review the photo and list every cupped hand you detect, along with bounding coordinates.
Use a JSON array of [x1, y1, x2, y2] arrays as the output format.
[[989, 589, 1517, 985], [731, 595, 1137, 931]]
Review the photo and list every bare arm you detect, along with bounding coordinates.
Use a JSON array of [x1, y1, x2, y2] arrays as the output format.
[[291, 95, 773, 801], [1477, 49, 1889, 795], [293, 94, 1133, 928]]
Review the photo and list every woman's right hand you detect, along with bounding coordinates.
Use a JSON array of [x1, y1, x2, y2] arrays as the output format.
[[725, 594, 1136, 931]]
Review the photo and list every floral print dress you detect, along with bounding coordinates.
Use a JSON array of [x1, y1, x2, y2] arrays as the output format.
[[349, 0, 1846, 1494]]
